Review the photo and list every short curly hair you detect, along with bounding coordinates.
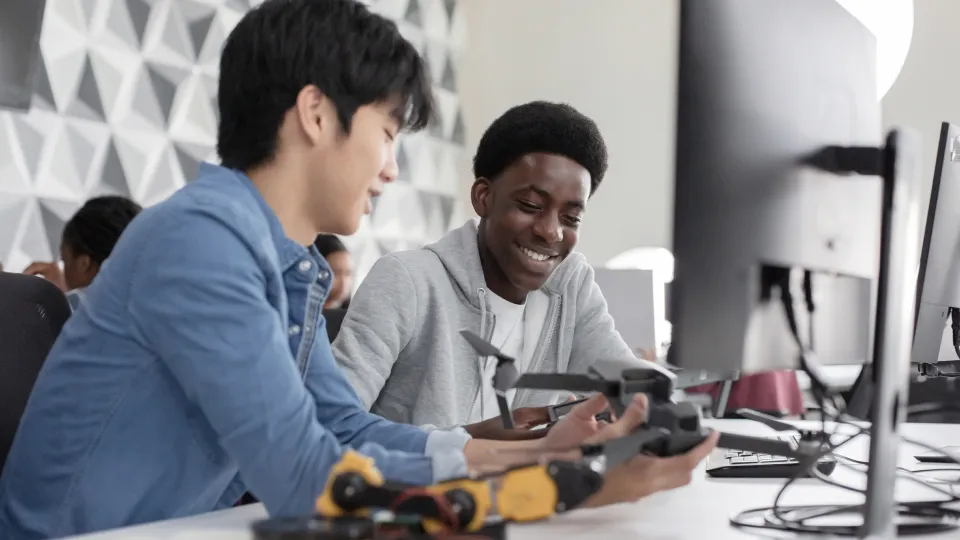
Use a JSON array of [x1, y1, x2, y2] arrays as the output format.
[[472, 101, 608, 195]]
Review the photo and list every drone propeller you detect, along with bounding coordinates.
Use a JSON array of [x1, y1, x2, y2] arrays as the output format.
[[461, 330, 521, 429], [513, 373, 617, 395], [463, 330, 633, 425], [461, 331, 508, 360]]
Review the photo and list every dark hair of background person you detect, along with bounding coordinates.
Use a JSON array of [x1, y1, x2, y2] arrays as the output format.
[[61, 196, 143, 265], [216, 0, 436, 172], [313, 234, 347, 259], [472, 100, 609, 195], [313, 234, 353, 311]]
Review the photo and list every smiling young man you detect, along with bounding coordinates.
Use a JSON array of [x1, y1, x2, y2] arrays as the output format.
[[333, 101, 674, 436]]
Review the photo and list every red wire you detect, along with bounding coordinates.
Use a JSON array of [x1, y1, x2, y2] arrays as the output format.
[[390, 487, 461, 531]]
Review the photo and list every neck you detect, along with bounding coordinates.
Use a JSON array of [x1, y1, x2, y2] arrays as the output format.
[[246, 162, 316, 245], [477, 224, 526, 304]]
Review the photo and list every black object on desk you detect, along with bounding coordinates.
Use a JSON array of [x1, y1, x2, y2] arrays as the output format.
[[705, 409, 837, 479], [706, 433, 837, 479], [915, 446, 960, 464]]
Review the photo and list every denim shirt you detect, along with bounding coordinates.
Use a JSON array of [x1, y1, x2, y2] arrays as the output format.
[[65, 288, 85, 311], [0, 164, 469, 540]]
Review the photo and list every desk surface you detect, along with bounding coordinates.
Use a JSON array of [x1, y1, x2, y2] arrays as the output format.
[[65, 420, 959, 540]]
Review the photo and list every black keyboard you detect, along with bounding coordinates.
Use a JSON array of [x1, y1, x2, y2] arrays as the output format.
[[706, 434, 837, 479]]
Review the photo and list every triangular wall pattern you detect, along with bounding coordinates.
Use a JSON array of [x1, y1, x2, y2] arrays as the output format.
[[0, 0, 468, 291]]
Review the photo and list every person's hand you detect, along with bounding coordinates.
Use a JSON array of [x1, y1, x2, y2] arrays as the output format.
[[462, 407, 551, 441], [583, 393, 648, 446], [540, 394, 629, 452], [583, 431, 720, 507], [23, 261, 67, 291], [514, 406, 551, 429]]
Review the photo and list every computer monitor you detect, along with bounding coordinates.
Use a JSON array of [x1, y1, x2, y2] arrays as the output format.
[[845, 122, 960, 421], [0, 0, 47, 111], [912, 122, 960, 365], [592, 268, 658, 353], [667, 0, 883, 375]]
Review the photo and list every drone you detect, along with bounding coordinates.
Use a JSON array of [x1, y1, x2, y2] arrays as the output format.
[[460, 330, 824, 468], [251, 333, 832, 540]]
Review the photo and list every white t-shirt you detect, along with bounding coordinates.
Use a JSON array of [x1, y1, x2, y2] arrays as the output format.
[[468, 289, 549, 423]]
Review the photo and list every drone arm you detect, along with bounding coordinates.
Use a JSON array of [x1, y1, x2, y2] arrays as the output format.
[[496, 394, 515, 430], [733, 408, 800, 433], [512, 373, 615, 394]]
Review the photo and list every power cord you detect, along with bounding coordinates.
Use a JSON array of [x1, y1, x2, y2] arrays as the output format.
[[728, 268, 960, 536], [803, 270, 815, 351], [951, 307, 960, 359]]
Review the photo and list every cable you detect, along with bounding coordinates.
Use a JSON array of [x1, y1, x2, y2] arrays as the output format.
[[950, 307, 960, 359], [731, 416, 960, 535], [803, 270, 815, 351], [729, 271, 960, 536]]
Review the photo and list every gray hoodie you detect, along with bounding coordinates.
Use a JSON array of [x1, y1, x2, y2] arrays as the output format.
[[332, 219, 655, 429]]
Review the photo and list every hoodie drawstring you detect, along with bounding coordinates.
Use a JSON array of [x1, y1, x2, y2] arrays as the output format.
[[477, 287, 488, 421]]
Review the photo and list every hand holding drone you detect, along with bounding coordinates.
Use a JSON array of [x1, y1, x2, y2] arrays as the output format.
[[251, 332, 828, 540], [458, 330, 829, 470]]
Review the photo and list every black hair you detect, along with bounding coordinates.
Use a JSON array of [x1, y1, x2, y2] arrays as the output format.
[[313, 234, 347, 258], [62, 196, 142, 265], [217, 0, 436, 172], [472, 101, 608, 195]]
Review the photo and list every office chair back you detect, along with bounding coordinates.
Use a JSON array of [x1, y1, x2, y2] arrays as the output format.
[[324, 308, 346, 342], [0, 272, 71, 472]]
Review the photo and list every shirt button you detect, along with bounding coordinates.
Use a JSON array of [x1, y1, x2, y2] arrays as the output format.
[[288, 324, 301, 336], [298, 260, 312, 273], [318, 270, 330, 281]]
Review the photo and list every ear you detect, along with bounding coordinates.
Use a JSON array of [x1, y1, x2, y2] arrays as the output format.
[[471, 177, 493, 217], [77, 255, 98, 280], [294, 85, 330, 146]]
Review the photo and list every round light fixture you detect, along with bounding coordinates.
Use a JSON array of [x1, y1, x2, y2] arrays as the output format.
[[835, 0, 914, 100]]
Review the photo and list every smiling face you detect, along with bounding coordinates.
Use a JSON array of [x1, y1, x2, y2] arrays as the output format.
[[472, 152, 591, 303]]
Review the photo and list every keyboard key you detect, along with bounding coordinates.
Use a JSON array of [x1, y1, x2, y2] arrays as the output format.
[[730, 455, 759, 464]]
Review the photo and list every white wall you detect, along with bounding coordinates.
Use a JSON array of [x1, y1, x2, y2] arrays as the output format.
[[459, 0, 678, 265], [881, 0, 960, 230], [460, 0, 957, 264]]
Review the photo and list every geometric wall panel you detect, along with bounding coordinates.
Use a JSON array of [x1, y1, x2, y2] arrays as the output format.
[[342, 0, 470, 287], [0, 0, 469, 289]]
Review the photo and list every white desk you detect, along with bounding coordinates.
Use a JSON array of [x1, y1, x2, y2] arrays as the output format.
[[64, 420, 960, 540], [796, 364, 863, 393]]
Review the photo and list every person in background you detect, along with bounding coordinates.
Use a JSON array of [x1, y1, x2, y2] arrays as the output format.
[[0, 2, 714, 539], [313, 234, 352, 309], [333, 101, 680, 440], [23, 196, 142, 310]]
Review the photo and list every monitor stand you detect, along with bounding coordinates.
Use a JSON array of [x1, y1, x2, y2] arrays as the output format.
[[808, 129, 923, 537]]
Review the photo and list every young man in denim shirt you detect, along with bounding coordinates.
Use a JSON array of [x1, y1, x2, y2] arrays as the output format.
[[0, 1, 715, 538]]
